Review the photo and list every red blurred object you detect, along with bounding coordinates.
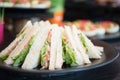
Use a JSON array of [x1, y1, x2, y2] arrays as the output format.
[[17, 0, 30, 3], [0, 22, 4, 44], [99, 21, 113, 29], [80, 20, 88, 28]]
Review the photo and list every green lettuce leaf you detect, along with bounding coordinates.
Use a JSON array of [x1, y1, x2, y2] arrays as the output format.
[[0, 54, 8, 61], [62, 39, 78, 66], [79, 33, 88, 52], [40, 41, 49, 66], [13, 48, 29, 67], [40, 42, 47, 66], [13, 36, 36, 67]]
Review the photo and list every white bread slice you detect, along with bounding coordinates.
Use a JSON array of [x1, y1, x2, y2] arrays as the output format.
[[64, 26, 84, 65], [49, 25, 58, 70], [0, 21, 32, 59], [95, 46, 104, 53], [55, 27, 64, 69], [22, 23, 51, 69], [72, 26, 91, 64]]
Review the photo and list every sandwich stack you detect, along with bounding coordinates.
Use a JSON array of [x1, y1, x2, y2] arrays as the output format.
[[0, 21, 104, 70]]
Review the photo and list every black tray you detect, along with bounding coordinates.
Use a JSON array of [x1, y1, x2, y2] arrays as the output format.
[[0, 40, 119, 80]]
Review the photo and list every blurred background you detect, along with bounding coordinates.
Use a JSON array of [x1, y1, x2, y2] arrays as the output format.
[[0, 0, 120, 48]]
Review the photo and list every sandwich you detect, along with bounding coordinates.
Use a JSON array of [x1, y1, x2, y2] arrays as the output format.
[[22, 21, 51, 69], [14, 0, 30, 8], [64, 26, 84, 66], [78, 30, 102, 58], [98, 21, 119, 34], [72, 25, 91, 64], [31, 0, 51, 8], [4, 22, 38, 65], [0, 0, 14, 7], [95, 23, 106, 35], [0, 21, 32, 61], [49, 25, 64, 70]]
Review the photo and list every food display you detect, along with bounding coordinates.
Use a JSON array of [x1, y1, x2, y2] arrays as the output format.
[[0, 0, 14, 7], [0, 21, 103, 70], [98, 21, 120, 34], [64, 20, 120, 37], [0, 0, 51, 8], [14, 0, 31, 8]]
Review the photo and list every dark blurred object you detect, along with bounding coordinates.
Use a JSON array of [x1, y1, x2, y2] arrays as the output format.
[[13, 19, 28, 34], [64, 1, 120, 23], [0, 7, 53, 18], [95, 0, 120, 7]]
